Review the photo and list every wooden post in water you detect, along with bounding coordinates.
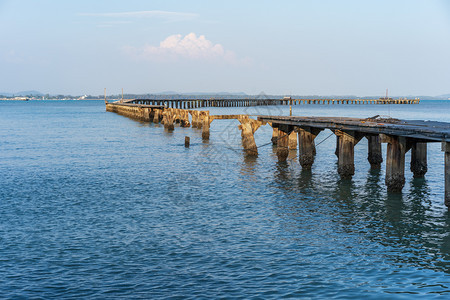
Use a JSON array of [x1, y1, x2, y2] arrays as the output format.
[[277, 124, 291, 162], [410, 142, 428, 178], [185, 136, 190, 148], [337, 130, 362, 179], [298, 127, 321, 169], [367, 135, 383, 169], [385, 135, 406, 192], [443, 142, 450, 208]]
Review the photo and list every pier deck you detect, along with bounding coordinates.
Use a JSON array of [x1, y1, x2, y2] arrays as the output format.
[[122, 97, 420, 108], [257, 116, 450, 143]]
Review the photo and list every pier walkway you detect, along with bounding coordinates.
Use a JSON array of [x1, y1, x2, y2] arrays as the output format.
[[105, 101, 449, 208], [122, 97, 419, 108]]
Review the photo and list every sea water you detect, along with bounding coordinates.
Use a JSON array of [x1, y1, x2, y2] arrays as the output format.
[[1, 100, 450, 299]]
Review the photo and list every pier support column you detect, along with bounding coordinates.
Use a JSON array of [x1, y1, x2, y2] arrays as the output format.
[[410, 142, 428, 178], [271, 125, 279, 145], [367, 135, 383, 169], [238, 116, 262, 156], [153, 109, 161, 123], [277, 124, 292, 162], [443, 142, 450, 208], [385, 135, 407, 192], [298, 127, 322, 169], [335, 135, 340, 158], [336, 130, 363, 179], [289, 130, 297, 150], [180, 110, 190, 127], [163, 109, 174, 131], [201, 112, 210, 140]]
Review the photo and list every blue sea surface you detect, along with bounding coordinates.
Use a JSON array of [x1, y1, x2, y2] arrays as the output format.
[[1, 100, 450, 299]]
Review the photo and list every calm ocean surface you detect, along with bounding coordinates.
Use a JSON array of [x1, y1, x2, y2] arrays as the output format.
[[1, 100, 450, 299]]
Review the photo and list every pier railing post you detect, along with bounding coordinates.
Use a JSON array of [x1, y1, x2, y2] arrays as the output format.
[[410, 142, 428, 178], [298, 126, 322, 169], [367, 135, 383, 169], [385, 135, 407, 192]]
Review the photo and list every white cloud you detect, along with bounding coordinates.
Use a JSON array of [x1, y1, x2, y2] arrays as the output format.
[[123, 33, 248, 65], [79, 10, 198, 22]]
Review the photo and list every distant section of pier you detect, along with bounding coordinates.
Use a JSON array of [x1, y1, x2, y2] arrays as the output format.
[[105, 99, 450, 209], [120, 97, 419, 108]]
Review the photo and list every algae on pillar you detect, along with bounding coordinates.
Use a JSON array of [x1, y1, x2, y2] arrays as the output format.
[[298, 126, 322, 169], [410, 142, 428, 178], [367, 135, 383, 169], [276, 124, 291, 162], [385, 135, 407, 192]]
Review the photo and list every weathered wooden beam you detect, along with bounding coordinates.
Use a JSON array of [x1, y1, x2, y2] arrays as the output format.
[[385, 135, 407, 192], [410, 142, 428, 178]]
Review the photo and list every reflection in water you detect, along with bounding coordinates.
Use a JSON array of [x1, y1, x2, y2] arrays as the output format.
[[269, 157, 450, 276]]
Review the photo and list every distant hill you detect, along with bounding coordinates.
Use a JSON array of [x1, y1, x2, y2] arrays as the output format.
[[0, 90, 44, 97], [157, 91, 248, 96]]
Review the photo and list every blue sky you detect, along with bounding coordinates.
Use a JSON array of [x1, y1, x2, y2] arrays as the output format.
[[0, 0, 449, 96]]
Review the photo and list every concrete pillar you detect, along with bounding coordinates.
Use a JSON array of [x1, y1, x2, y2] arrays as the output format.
[[298, 127, 320, 169], [271, 127, 279, 145], [277, 125, 291, 162], [153, 109, 160, 123], [163, 110, 174, 131], [337, 130, 360, 179], [289, 130, 297, 150], [181, 110, 190, 127], [202, 112, 210, 140], [195, 111, 202, 129], [443, 142, 450, 208], [410, 142, 428, 178], [335, 134, 340, 158], [239, 120, 258, 156], [367, 135, 383, 169], [385, 136, 406, 192]]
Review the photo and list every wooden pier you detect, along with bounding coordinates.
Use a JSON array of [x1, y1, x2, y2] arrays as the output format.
[[121, 97, 419, 108], [105, 100, 450, 208]]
